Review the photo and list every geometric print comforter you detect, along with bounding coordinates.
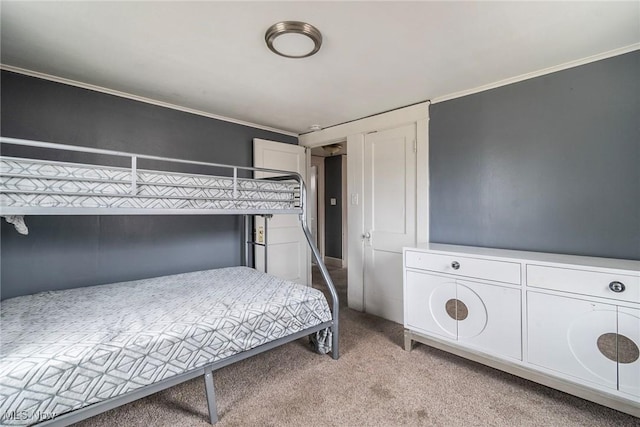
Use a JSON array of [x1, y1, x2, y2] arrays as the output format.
[[0, 267, 331, 425], [0, 157, 301, 213]]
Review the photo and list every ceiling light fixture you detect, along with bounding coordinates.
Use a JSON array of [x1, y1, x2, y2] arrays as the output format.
[[322, 144, 343, 155], [265, 21, 322, 58]]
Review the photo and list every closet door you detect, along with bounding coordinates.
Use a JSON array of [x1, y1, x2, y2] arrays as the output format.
[[364, 124, 416, 323]]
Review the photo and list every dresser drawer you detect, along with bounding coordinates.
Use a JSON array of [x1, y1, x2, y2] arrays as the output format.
[[527, 264, 639, 304], [405, 251, 521, 285]]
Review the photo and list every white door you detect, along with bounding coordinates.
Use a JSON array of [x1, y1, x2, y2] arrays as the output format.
[[253, 139, 309, 285], [363, 124, 416, 323]]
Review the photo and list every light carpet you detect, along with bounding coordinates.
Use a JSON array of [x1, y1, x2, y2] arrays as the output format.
[[77, 266, 637, 426]]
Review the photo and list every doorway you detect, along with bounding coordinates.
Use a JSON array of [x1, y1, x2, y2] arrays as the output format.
[[310, 142, 348, 299], [298, 101, 430, 322]]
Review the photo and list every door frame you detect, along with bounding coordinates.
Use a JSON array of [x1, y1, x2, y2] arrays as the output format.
[[341, 155, 348, 268], [310, 155, 326, 262], [299, 102, 430, 311]]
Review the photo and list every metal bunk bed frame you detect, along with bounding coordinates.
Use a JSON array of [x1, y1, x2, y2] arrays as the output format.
[[0, 136, 339, 425]]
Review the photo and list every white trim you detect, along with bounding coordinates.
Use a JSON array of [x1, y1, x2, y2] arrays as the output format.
[[5, 44, 637, 138], [305, 147, 313, 286], [347, 133, 365, 312], [416, 118, 429, 245], [431, 44, 640, 104], [299, 102, 430, 148], [310, 155, 326, 261], [0, 64, 298, 137], [341, 154, 348, 269]]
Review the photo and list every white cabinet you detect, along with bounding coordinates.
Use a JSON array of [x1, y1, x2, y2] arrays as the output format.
[[527, 292, 618, 390], [405, 250, 521, 284], [405, 266, 521, 359], [457, 279, 521, 360], [527, 264, 639, 304], [526, 261, 640, 398], [618, 307, 640, 397], [403, 244, 640, 417], [405, 271, 457, 339], [528, 292, 640, 398]]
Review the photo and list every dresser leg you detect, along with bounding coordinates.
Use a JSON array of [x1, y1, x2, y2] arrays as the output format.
[[404, 329, 414, 351]]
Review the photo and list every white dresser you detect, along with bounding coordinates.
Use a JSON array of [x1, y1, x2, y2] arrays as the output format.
[[403, 244, 640, 417]]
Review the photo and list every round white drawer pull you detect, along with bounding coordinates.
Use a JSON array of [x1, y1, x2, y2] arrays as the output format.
[[608, 281, 625, 293], [451, 261, 460, 270]]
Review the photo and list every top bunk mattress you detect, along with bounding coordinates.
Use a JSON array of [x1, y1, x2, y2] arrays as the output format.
[[0, 156, 301, 215], [0, 267, 331, 425]]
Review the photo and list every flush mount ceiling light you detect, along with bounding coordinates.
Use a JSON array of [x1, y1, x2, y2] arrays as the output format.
[[265, 21, 322, 58], [322, 144, 343, 155]]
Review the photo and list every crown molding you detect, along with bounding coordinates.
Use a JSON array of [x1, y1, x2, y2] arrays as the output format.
[[0, 64, 299, 137], [431, 43, 640, 104]]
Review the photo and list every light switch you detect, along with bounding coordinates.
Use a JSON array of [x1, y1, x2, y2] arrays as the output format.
[[330, 198, 337, 206], [257, 226, 264, 243], [351, 194, 359, 205]]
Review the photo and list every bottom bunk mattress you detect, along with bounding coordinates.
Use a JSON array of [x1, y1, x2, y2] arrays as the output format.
[[0, 267, 332, 425]]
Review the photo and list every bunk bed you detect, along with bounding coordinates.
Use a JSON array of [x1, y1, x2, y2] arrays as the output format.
[[0, 136, 340, 426]]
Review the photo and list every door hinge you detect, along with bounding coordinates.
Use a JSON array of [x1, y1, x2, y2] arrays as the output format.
[[413, 140, 417, 153]]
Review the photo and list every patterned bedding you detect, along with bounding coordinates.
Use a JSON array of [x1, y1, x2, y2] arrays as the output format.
[[0, 267, 331, 425], [0, 157, 300, 212]]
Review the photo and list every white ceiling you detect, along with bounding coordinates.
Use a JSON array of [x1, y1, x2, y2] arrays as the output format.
[[1, 1, 639, 135]]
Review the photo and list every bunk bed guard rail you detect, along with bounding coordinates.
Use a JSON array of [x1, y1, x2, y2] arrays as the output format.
[[0, 136, 339, 359]]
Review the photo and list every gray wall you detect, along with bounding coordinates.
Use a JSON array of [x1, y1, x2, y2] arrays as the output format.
[[0, 70, 297, 299], [430, 51, 639, 260], [324, 155, 343, 259]]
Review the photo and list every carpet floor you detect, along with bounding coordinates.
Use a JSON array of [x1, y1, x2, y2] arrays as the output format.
[[77, 266, 638, 426]]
